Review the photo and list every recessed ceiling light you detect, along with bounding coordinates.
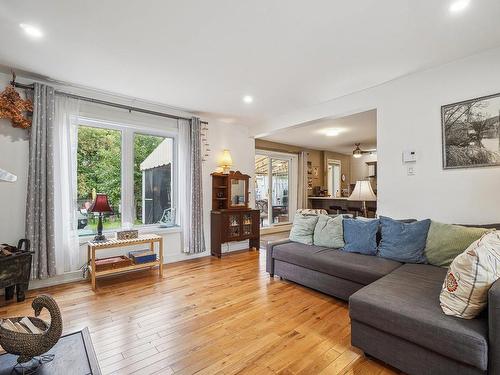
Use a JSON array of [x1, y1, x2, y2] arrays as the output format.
[[243, 95, 253, 104], [449, 0, 470, 13], [19, 23, 43, 39], [325, 129, 340, 137]]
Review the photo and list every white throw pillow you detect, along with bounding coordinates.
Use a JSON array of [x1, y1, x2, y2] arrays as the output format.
[[440, 230, 500, 319]]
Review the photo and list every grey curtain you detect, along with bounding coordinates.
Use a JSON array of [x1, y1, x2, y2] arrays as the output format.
[[188, 117, 206, 254], [26, 83, 56, 279]]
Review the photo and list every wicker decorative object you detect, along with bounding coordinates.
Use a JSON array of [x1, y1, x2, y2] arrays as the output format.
[[116, 229, 139, 240], [0, 294, 63, 363], [0, 85, 33, 129]]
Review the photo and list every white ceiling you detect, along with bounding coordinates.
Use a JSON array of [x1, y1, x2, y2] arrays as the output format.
[[261, 109, 377, 154], [1, 1, 500, 127]]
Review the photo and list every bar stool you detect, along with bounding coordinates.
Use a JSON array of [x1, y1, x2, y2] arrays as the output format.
[[366, 208, 377, 218], [347, 204, 362, 218], [329, 205, 346, 215]]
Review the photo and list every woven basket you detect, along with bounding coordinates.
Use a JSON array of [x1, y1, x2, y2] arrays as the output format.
[[0, 295, 62, 363]]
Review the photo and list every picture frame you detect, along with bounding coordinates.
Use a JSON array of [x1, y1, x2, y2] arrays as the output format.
[[441, 92, 500, 169], [312, 166, 319, 177], [307, 161, 312, 175]]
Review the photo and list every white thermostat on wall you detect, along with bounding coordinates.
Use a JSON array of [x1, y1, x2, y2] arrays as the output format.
[[402, 150, 417, 163]]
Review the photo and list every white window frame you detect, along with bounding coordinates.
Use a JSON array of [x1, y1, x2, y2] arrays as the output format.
[[76, 116, 178, 233]]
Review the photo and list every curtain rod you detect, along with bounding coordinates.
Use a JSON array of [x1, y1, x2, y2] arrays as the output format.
[[11, 81, 207, 124]]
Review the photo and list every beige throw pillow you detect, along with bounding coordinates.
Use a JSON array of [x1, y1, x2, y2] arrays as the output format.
[[440, 231, 500, 319]]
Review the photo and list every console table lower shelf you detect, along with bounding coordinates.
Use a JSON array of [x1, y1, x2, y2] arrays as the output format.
[[87, 234, 163, 291]]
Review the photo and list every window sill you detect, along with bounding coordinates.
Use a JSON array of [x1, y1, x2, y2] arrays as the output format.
[[78, 225, 181, 245]]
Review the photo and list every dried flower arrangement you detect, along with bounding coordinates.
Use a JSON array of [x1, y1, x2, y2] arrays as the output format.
[[0, 85, 33, 129]]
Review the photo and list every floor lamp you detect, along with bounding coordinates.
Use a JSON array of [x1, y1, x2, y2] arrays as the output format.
[[348, 180, 377, 217]]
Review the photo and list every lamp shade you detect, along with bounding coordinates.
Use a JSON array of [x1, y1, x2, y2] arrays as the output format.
[[219, 149, 233, 167], [89, 194, 113, 213], [348, 180, 376, 201]]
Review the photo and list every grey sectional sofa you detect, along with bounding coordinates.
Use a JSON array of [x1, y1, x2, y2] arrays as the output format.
[[266, 230, 500, 375]]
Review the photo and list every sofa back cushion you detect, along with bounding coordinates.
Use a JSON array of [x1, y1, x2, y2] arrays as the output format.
[[425, 221, 491, 267], [342, 218, 379, 255], [440, 230, 500, 319], [378, 216, 431, 263], [313, 214, 344, 248], [289, 213, 319, 245]]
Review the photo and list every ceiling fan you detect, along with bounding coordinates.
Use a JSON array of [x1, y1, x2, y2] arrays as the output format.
[[352, 143, 376, 158]]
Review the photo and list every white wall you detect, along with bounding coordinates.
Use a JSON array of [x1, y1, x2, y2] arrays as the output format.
[[350, 153, 377, 185], [252, 47, 500, 225], [0, 74, 29, 244], [202, 122, 256, 255], [0, 72, 255, 287]]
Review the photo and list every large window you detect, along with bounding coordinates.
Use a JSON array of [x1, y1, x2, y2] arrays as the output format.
[[76, 121, 175, 236]]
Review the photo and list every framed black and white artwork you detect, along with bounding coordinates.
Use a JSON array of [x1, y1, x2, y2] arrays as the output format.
[[442, 93, 500, 169]]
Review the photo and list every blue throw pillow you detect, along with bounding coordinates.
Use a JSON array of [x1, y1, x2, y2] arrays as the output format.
[[342, 218, 379, 255], [378, 216, 431, 263]]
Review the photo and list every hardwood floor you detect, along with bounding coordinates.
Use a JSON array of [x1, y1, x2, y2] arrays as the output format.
[[0, 250, 400, 375], [260, 231, 290, 249]]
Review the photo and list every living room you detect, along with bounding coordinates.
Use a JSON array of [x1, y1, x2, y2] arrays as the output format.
[[0, 1, 499, 374]]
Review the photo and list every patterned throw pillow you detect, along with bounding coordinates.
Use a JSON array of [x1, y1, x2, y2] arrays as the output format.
[[440, 231, 500, 319], [289, 213, 319, 245], [296, 209, 328, 216]]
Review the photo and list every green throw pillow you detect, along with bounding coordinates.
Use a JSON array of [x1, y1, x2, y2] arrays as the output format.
[[289, 213, 319, 245], [313, 215, 344, 248], [424, 221, 490, 267]]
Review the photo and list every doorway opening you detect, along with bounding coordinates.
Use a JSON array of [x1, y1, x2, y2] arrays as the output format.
[[255, 151, 297, 228]]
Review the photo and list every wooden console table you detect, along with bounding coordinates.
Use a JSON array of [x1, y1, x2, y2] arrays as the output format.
[[87, 234, 163, 291]]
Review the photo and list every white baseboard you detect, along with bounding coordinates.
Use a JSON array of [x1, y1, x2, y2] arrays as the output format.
[[29, 271, 85, 290], [23, 240, 253, 291]]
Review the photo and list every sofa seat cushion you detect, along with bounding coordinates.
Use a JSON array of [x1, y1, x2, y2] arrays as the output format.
[[349, 264, 489, 371], [272, 242, 402, 285]]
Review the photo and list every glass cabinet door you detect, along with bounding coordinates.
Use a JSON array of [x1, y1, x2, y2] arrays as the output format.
[[228, 213, 241, 238], [242, 213, 252, 236]]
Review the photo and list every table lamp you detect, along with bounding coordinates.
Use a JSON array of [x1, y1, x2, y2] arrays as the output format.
[[89, 194, 113, 241], [348, 180, 376, 217], [219, 149, 233, 174]]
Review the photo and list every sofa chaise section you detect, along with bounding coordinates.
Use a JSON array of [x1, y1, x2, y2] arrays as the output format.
[[350, 263, 495, 375], [266, 239, 402, 301]]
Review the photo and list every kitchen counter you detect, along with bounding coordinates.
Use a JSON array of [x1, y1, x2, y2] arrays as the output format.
[[308, 196, 377, 214], [309, 196, 349, 200]]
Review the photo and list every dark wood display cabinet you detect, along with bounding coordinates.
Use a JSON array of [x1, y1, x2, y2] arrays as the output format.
[[210, 171, 260, 258]]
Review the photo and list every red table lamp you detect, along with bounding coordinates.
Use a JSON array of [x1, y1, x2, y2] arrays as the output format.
[[89, 194, 113, 241]]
